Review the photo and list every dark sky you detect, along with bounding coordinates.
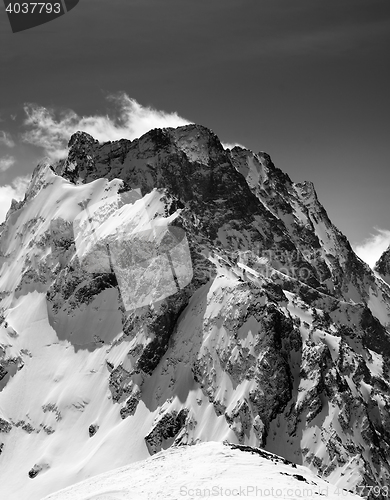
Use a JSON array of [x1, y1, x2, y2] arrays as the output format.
[[0, 0, 389, 257]]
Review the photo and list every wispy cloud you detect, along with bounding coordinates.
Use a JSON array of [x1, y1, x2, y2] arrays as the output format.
[[0, 155, 16, 172], [0, 131, 15, 148], [222, 142, 246, 150], [22, 93, 192, 160], [353, 227, 390, 268], [0, 175, 31, 223]]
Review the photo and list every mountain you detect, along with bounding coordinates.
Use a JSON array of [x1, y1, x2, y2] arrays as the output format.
[[1, 124, 390, 499]]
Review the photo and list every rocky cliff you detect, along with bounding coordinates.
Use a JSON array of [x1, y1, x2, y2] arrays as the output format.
[[375, 246, 390, 286], [1, 124, 390, 499]]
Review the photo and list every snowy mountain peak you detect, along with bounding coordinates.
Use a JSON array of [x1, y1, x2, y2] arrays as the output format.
[[1, 124, 390, 499], [68, 130, 99, 149]]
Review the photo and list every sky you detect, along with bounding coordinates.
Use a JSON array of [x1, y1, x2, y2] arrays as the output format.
[[0, 0, 389, 266]]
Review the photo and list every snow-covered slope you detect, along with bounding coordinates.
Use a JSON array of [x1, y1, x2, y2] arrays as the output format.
[[41, 442, 362, 500], [1, 124, 390, 500]]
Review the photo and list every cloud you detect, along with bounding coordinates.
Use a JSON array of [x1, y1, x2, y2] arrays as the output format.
[[222, 142, 246, 150], [0, 175, 31, 223], [0, 131, 15, 148], [22, 93, 192, 160], [0, 155, 16, 172], [353, 227, 390, 268]]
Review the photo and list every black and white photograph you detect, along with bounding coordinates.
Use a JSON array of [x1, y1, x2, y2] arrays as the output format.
[[0, 1, 390, 499]]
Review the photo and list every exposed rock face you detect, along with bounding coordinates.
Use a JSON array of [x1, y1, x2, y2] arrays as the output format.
[[0, 417, 12, 433], [88, 424, 99, 437], [145, 408, 189, 454], [28, 463, 49, 479], [1, 124, 390, 499], [375, 246, 390, 285], [229, 147, 374, 302]]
